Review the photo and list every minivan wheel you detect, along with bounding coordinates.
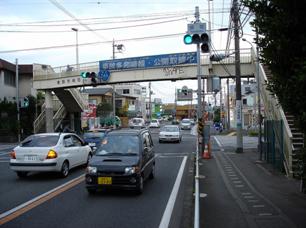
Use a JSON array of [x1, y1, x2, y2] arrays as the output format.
[[60, 161, 69, 178], [149, 164, 155, 179], [16, 171, 28, 178], [136, 176, 144, 194]]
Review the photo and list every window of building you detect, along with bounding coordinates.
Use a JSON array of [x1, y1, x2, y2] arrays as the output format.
[[243, 99, 247, 105], [123, 89, 130, 94], [4, 70, 16, 87], [245, 86, 251, 93], [134, 89, 141, 95], [89, 99, 97, 105]]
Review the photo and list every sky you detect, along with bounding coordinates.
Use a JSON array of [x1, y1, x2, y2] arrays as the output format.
[[0, 0, 255, 104]]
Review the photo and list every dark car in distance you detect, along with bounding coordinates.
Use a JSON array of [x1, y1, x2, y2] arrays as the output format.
[[82, 129, 111, 152], [85, 128, 155, 194]]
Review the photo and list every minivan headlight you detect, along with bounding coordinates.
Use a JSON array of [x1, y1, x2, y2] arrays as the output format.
[[125, 166, 140, 174], [86, 166, 97, 174]]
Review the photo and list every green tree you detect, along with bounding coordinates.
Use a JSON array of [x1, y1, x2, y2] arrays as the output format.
[[242, 0, 306, 191], [242, 0, 306, 131], [96, 101, 113, 118]]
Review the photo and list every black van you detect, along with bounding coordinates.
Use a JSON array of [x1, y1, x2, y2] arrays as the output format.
[[85, 128, 155, 194]]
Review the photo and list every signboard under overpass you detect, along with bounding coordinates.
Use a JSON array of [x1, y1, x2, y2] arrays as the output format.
[[99, 52, 197, 71]]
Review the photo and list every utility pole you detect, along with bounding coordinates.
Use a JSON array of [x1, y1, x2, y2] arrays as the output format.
[[15, 59, 21, 143], [233, 0, 243, 153], [174, 87, 177, 119], [112, 39, 125, 127], [71, 28, 79, 71], [220, 83, 223, 126], [256, 29, 262, 160], [149, 82, 152, 120], [227, 79, 230, 130]]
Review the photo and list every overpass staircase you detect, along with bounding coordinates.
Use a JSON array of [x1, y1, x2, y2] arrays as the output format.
[[259, 62, 304, 178], [33, 88, 88, 133]]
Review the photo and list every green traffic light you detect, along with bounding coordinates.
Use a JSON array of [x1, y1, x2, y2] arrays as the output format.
[[184, 34, 192, 44], [80, 72, 87, 78]]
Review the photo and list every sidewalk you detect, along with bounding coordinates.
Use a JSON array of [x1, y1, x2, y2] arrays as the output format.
[[199, 135, 306, 228]]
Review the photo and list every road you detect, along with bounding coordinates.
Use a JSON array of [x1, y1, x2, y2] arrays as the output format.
[[0, 127, 196, 228]]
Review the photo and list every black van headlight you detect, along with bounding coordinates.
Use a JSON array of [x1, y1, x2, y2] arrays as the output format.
[[125, 166, 140, 174], [86, 166, 97, 174]]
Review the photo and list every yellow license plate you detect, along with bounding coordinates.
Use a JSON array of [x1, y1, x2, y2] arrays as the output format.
[[98, 177, 112, 185]]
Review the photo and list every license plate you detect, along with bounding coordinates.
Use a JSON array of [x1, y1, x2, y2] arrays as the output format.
[[98, 177, 112, 185], [24, 155, 37, 161]]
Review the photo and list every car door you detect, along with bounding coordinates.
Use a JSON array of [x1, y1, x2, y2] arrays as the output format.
[[63, 135, 78, 167], [143, 132, 154, 179], [71, 135, 86, 166]]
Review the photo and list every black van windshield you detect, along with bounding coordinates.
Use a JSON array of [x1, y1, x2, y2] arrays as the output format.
[[95, 135, 139, 156]]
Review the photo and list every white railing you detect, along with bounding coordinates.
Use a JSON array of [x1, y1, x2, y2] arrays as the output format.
[[257, 55, 293, 176], [68, 88, 88, 111], [53, 104, 67, 130], [33, 103, 46, 134]]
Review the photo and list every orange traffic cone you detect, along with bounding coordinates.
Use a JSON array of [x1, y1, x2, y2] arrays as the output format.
[[202, 143, 210, 159]]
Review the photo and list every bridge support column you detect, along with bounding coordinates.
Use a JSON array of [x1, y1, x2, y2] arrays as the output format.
[[45, 90, 54, 133], [70, 112, 75, 132]]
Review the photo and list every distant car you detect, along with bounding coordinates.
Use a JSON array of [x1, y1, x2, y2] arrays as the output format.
[[159, 125, 182, 143], [149, 119, 160, 128], [172, 119, 180, 125], [180, 118, 192, 130], [85, 128, 155, 194], [83, 129, 110, 152], [9, 133, 92, 178], [129, 118, 146, 129]]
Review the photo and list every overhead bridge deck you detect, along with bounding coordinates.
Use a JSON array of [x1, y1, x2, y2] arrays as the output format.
[[33, 49, 255, 90]]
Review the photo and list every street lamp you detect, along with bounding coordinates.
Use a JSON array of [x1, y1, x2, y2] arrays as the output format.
[[71, 28, 79, 71], [242, 37, 262, 159]]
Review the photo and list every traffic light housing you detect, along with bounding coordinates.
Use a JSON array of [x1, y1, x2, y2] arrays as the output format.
[[183, 32, 210, 53], [20, 97, 29, 108], [80, 72, 98, 86]]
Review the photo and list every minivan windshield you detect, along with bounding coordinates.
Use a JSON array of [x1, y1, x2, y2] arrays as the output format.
[[95, 135, 139, 156]]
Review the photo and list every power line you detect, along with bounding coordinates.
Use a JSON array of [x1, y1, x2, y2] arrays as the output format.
[[48, 0, 107, 40], [0, 32, 185, 53], [0, 17, 187, 33]]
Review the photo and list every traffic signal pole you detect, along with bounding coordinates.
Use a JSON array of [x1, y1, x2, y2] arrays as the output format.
[[195, 7, 201, 228], [15, 59, 21, 143]]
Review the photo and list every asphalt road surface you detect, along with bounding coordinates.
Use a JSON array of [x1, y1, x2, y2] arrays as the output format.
[[0, 128, 196, 228]]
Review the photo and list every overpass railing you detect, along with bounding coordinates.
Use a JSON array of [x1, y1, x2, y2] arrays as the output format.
[[256, 51, 293, 176], [33, 48, 252, 81]]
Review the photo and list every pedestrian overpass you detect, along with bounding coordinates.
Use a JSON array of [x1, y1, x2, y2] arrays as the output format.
[[32, 47, 304, 179]]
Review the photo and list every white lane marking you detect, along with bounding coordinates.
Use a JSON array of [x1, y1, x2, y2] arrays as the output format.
[[0, 174, 85, 220], [213, 136, 223, 148], [242, 192, 252, 195], [259, 213, 272, 216], [159, 156, 187, 228], [253, 205, 265, 208]]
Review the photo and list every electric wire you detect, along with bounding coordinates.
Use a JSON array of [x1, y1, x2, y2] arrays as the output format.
[[0, 17, 188, 33]]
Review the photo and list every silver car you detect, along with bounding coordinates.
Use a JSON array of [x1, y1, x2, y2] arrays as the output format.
[[129, 118, 146, 128], [10, 133, 92, 178], [180, 118, 192, 130], [159, 125, 182, 143]]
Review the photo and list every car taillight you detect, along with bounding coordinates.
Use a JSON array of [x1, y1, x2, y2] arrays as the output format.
[[10, 150, 16, 159], [46, 150, 57, 159]]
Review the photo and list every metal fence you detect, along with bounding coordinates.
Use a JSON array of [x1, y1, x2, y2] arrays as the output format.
[[263, 120, 284, 172]]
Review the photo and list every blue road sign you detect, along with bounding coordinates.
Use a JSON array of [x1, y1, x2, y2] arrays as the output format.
[[98, 70, 110, 81], [99, 52, 197, 71]]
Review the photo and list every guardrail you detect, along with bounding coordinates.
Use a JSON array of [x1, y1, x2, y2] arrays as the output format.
[[33, 103, 46, 134], [53, 104, 67, 131], [68, 88, 88, 111]]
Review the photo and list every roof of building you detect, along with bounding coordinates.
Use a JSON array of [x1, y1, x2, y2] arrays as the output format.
[[0, 59, 33, 74]]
